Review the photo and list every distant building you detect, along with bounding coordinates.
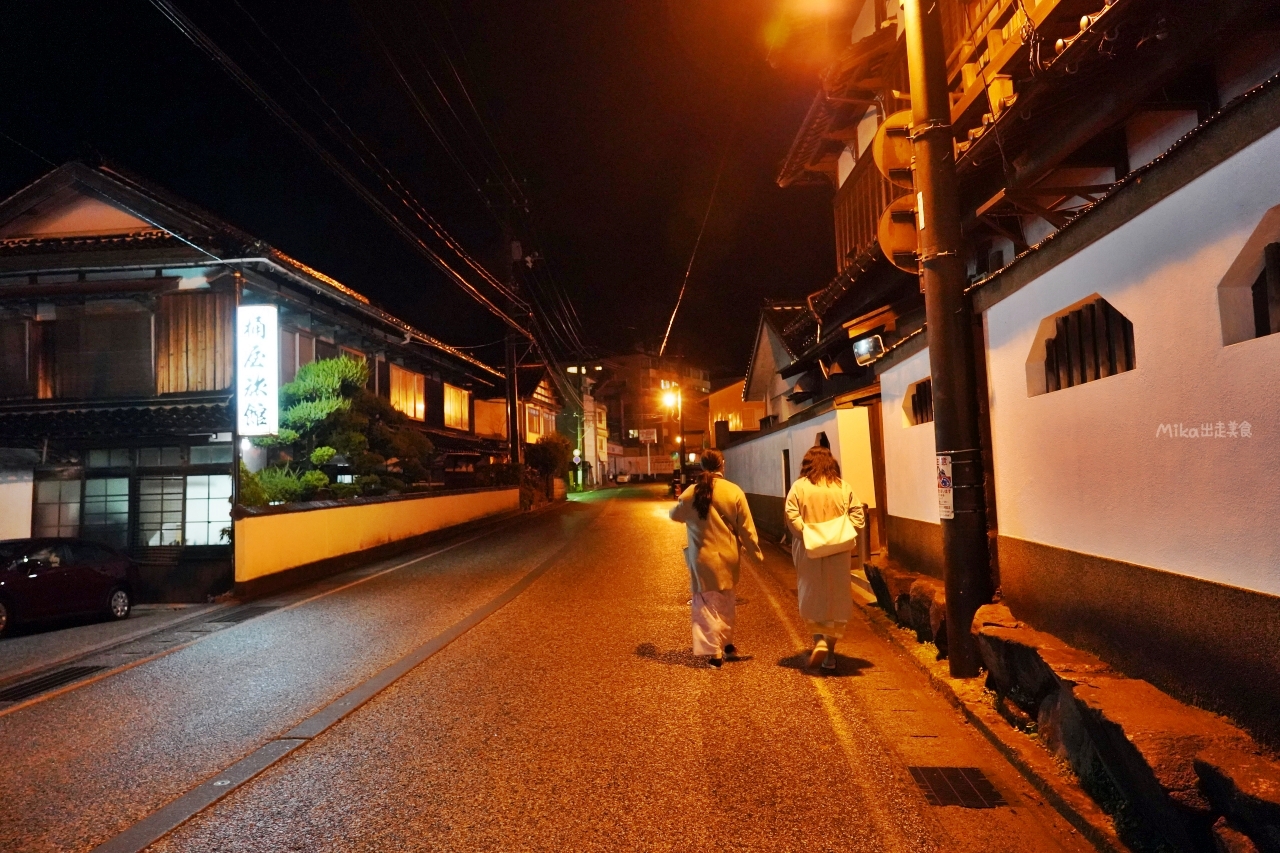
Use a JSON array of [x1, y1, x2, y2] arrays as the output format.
[[586, 353, 710, 473], [705, 379, 764, 449]]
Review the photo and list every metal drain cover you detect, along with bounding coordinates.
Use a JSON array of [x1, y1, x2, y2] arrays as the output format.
[[208, 605, 279, 625], [0, 665, 108, 702], [908, 766, 1008, 808]]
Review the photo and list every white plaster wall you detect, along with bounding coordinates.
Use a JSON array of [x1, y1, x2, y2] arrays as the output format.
[[724, 408, 876, 507], [835, 406, 878, 509], [879, 349, 939, 524], [983, 125, 1280, 596], [725, 410, 837, 498], [0, 470, 33, 539]]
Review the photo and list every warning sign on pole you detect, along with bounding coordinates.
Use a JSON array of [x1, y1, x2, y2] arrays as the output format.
[[937, 455, 954, 520]]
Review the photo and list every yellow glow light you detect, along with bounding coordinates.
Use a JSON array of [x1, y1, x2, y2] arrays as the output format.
[[662, 391, 678, 408]]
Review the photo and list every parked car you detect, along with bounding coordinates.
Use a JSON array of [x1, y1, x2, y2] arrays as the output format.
[[615, 473, 631, 484], [0, 538, 137, 635]]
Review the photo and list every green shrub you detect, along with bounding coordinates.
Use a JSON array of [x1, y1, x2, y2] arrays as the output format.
[[238, 461, 268, 508], [256, 466, 304, 504], [299, 469, 329, 499], [309, 446, 337, 467], [525, 433, 573, 478]]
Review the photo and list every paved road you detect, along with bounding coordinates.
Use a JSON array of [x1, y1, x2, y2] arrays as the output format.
[[1, 487, 1095, 852]]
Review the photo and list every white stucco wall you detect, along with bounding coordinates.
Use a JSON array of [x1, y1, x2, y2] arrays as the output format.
[[983, 124, 1280, 596], [724, 407, 876, 507], [0, 470, 33, 540], [879, 349, 939, 524]]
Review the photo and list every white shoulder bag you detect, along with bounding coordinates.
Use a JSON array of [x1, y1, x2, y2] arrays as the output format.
[[801, 492, 859, 559]]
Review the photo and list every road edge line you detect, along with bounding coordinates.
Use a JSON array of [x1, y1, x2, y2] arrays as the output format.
[[87, 506, 586, 853], [0, 504, 569, 721]]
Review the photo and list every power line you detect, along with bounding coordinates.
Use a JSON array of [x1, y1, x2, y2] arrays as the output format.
[[658, 143, 729, 357], [148, 0, 533, 339]]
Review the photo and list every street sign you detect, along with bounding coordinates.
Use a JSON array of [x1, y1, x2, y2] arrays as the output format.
[[878, 194, 920, 273], [638, 428, 657, 444], [872, 110, 915, 188], [937, 455, 954, 520]]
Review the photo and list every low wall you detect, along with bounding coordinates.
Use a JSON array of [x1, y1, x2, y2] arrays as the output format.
[[886, 514, 944, 579], [234, 486, 520, 588], [999, 534, 1280, 752]]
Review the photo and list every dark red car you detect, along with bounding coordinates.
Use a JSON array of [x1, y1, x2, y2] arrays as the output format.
[[0, 538, 137, 634]]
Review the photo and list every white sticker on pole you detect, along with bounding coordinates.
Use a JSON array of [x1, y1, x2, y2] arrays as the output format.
[[236, 305, 279, 436], [916, 191, 925, 231], [937, 454, 954, 520]]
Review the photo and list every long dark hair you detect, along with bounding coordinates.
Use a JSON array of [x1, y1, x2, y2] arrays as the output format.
[[800, 445, 841, 486], [693, 448, 724, 519]]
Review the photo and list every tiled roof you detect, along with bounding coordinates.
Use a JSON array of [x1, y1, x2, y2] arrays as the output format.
[[964, 68, 1280, 301], [0, 229, 185, 255], [777, 92, 835, 188], [0, 396, 232, 441]]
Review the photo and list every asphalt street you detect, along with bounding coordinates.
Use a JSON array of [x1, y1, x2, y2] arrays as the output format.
[[1, 486, 1096, 852]]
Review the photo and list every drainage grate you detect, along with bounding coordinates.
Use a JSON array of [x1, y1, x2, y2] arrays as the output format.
[[0, 666, 108, 702], [208, 605, 279, 625], [908, 766, 1007, 808]]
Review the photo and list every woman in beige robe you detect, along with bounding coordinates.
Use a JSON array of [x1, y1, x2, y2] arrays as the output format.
[[784, 445, 866, 670], [669, 449, 763, 668]]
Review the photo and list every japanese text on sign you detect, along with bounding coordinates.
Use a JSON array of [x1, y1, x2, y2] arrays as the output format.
[[237, 305, 279, 436], [937, 454, 954, 520]]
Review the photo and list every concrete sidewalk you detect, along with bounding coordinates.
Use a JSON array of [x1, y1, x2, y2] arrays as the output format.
[[0, 603, 225, 684]]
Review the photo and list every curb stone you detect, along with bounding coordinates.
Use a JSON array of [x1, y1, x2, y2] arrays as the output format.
[[857, 598, 1130, 853]]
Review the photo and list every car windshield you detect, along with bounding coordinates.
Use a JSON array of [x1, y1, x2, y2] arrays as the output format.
[[0, 542, 26, 567]]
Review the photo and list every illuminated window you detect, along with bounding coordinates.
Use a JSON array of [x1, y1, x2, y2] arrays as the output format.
[[34, 480, 81, 537], [138, 476, 184, 546], [543, 412, 556, 436], [339, 346, 365, 362], [185, 474, 232, 546], [526, 406, 541, 438], [444, 383, 471, 431], [83, 478, 129, 548], [389, 364, 425, 421]]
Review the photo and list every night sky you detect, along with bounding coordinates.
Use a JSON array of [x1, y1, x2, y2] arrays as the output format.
[[0, 1, 835, 379]]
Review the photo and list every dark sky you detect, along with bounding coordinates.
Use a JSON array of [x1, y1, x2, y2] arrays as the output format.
[[0, 1, 835, 379]]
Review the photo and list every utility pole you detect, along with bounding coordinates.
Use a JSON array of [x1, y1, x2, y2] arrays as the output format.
[[505, 333, 521, 466], [904, 0, 992, 678]]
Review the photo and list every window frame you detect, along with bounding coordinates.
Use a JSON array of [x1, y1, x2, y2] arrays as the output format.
[[389, 363, 426, 421], [444, 383, 471, 431]]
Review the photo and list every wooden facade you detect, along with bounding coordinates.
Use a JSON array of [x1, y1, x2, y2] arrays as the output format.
[[155, 290, 235, 395]]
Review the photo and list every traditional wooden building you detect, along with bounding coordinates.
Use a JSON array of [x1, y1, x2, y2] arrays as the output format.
[[0, 162, 506, 600]]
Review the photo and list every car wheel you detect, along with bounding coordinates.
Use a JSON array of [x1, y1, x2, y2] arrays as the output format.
[[107, 587, 132, 621], [0, 598, 9, 636]]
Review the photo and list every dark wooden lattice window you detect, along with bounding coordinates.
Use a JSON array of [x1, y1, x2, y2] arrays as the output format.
[[909, 378, 934, 425], [1251, 242, 1280, 339], [1044, 298, 1134, 393]]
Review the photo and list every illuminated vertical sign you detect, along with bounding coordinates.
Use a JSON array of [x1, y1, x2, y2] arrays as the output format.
[[237, 305, 279, 436]]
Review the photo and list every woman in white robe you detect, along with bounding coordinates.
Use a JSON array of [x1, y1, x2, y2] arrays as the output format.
[[669, 449, 763, 668], [784, 445, 866, 669]]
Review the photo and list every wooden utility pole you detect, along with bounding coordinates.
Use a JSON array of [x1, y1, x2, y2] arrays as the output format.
[[903, 0, 992, 677], [505, 333, 522, 466]]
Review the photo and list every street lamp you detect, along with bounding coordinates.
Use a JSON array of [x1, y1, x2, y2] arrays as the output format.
[[661, 385, 685, 485]]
